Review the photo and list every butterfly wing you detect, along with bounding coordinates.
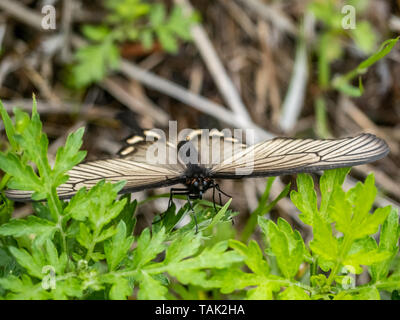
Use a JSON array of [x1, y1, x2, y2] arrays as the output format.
[[6, 130, 185, 201], [210, 133, 389, 178], [177, 129, 248, 168]]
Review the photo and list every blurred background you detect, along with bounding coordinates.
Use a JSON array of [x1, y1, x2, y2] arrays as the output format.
[[0, 0, 399, 238]]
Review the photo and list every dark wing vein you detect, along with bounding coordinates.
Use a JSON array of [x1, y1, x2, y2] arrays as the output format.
[[210, 133, 389, 177], [5, 159, 185, 201]]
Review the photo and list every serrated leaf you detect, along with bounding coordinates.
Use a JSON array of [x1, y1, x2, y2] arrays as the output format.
[[0, 153, 43, 194], [370, 208, 400, 282], [109, 277, 132, 300], [290, 174, 318, 226], [52, 127, 86, 184], [0, 100, 17, 149], [334, 287, 380, 300], [157, 27, 178, 53], [229, 239, 269, 275], [350, 21, 376, 54], [319, 168, 350, 218], [105, 221, 134, 271], [278, 286, 311, 300], [259, 217, 305, 279], [132, 228, 167, 269], [331, 174, 390, 240], [164, 231, 200, 264], [76, 222, 92, 249], [82, 25, 111, 42], [71, 40, 120, 88], [137, 271, 167, 300], [8, 247, 44, 279], [149, 4, 166, 26], [0, 216, 57, 245], [309, 213, 339, 263]]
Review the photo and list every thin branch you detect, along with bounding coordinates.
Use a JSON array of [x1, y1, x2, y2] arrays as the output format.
[[174, 0, 254, 128], [235, 0, 297, 35], [0, 0, 44, 31], [119, 59, 274, 142], [101, 77, 170, 126], [279, 18, 309, 133]]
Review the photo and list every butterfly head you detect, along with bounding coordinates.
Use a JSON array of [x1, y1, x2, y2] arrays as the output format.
[[184, 172, 213, 198]]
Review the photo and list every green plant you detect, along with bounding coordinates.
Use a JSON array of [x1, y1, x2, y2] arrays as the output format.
[[307, 0, 398, 138], [69, 0, 198, 88], [0, 99, 399, 300]]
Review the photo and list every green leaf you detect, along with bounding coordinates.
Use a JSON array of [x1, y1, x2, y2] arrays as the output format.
[[76, 222, 92, 249], [370, 208, 400, 282], [132, 228, 167, 269], [149, 4, 166, 26], [8, 246, 44, 279], [350, 21, 376, 54], [0, 274, 50, 299], [137, 271, 167, 300], [0, 100, 17, 149], [140, 29, 154, 50], [166, 6, 193, 41], [164, 231, 200, 265], [229, 239, 269, 275], [0, 153, 43, 195], [0, 216, 57, 245], [205, 199, 232, 231], [241, 179, 290, 242], [343, 246, 391, 274], [309, 213, 339, 266], [71, 40, 120, 88], [334, 287, 380, 300], [259, 217, 306, 279], [156, 27, 178, 53], [164, 241, 243, 287], [290, 174, 318, 226], [104, 221, 134, 271], [109, 277, 132, 300], [331, 174, 390, 240], [358, 37, 399, 70], [82, 25, 111, 42], [278, 286, 311, 300], [0, 194, 13, 225], [65, 180, 126, 227], [319, 168, 350, 218], [52, 127, 86, 186], [116, 195, 137, 236]]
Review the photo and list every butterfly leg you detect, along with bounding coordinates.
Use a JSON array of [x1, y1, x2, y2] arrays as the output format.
[[212, 184, 218, 213], [186, 195, 198, 234], [168, 187, 190, 209], [215, 184, 231, 198], [215, 184, 234, 225], [153, 188, 190, 225]]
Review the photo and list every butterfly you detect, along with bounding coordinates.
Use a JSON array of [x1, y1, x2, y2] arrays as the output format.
[[5, 129, 389, 206]]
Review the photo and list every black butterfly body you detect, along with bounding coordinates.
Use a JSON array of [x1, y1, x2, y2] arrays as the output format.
[[5, 129, 390, 202]]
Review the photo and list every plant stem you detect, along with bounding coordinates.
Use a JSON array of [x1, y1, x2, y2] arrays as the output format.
[[326, 235, 353, 286], [47, 187, 67, 254], [85, 227, 101, 261]]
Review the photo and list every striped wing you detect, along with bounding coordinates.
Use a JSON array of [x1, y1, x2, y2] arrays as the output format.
[[6, 130, 185, 201], [6, 159, 184, 201], [210, 133, 389, 177], [178, 129, 248, 168]]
